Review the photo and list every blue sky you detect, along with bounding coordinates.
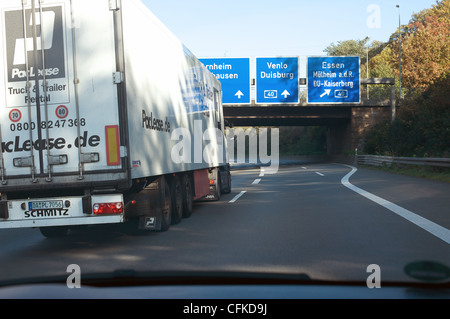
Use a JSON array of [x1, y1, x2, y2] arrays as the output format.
[[142, 0, 438, 59]]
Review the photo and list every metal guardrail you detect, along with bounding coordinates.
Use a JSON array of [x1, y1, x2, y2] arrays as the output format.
[[357, 155, 450, 168]]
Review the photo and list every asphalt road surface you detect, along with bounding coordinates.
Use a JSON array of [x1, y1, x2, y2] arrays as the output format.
[[0, 163, 449, 286]]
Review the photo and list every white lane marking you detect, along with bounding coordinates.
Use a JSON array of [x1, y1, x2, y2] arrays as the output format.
[[316, 172, 324, 176], [301, 167, 307, 170], [229, 191, 247, 203], [341, 165, 450, 245], [259, 168, 265, 177], [230, 170, 264, 203]]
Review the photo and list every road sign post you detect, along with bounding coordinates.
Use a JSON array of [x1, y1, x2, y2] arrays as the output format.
[[256, 57, 299, 104], [307, 56, 360, 104], [200, 57, 250, 104]]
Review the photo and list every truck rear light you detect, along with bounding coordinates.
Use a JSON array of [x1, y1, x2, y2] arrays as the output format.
[[209, 179, 215, 185], [93, 202, 123, 215], [125, 200, 136, 209]]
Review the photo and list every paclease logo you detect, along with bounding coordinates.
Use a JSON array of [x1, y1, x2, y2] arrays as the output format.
[[4, 6, 65, 82], [1, 131, 100, 153]]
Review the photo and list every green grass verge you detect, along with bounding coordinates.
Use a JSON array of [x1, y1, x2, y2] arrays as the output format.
[[360, 164, 450, 183]]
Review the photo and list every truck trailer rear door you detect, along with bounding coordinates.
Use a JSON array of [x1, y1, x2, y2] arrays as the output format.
[[0, 0, 128, 190]]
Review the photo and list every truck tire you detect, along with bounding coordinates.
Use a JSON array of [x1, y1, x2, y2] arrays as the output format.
[[212, 172, 221, 200], [181, 174, 193, 218], [39, 226, 69, 238], [160, 181, 172, 231], [221, 172, 232, 194], [170, 175, 183, 225]]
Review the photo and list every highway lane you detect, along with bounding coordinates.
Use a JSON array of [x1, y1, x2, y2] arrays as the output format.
[[0, 163, 449, 286]]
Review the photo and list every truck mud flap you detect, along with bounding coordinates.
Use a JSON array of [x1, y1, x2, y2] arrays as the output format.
[[125, 176, 167, 231]]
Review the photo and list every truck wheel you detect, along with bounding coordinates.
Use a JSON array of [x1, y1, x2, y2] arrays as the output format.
[[225, 175, 232, 193], [213, 172, 221, 200], [223, 172, 232, 194], [160, 181, 172, 231], [182, 174, 193, 218], [39, 226, 69, 238], [170, 176, 183, 225]]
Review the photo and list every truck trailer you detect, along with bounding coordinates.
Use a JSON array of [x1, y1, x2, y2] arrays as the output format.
[[0, 0, 231, 237]]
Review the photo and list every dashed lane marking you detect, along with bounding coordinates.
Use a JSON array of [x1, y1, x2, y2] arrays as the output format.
[[252, 179, 261, 185], [229, 191, 247, 203]]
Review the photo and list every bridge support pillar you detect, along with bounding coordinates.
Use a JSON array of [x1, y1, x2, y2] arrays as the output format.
[[327, 123, 351, 156], [350, 107, 391, 152]]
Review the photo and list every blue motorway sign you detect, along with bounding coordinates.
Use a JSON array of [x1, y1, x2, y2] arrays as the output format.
[[256, 57, 299, 104], [200, 57, 250, 104], [307, 56, 360, 104]]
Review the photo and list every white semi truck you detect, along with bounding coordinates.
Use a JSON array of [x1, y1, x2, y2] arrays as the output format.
[[0, 0, 231, 237]]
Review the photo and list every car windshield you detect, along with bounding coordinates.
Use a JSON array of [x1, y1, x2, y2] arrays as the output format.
[[0, 0, 449, 304]]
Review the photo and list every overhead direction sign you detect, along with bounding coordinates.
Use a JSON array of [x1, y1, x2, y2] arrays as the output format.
[[200, 57, 250, 104], [307, 56, 360, 104], [256, 57, 299, 104]]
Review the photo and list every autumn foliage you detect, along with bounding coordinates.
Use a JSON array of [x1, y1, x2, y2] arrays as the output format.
[[362, 0, 450, 157], [390, 15, 450, 89]]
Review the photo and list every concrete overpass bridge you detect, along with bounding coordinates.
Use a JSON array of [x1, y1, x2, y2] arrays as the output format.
[[223, 78, 396, 155]]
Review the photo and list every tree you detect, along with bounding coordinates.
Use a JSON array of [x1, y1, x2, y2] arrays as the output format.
[[363, 75, 450, 157], [390, 15, 450, 88], [323, 37, 370, 60], [323, 37, 383, 78], [369, 46, 394, 78], [388, 0, 450, 44], [361, 0, 450, 157], [387, 0, 450, 89]]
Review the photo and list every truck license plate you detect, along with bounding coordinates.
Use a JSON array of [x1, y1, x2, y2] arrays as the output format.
[[28, 200, 63, 210]]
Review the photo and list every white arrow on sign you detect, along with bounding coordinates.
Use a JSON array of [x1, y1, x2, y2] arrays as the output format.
[[235, 90, 244, 99], [281, 90, 290, 98], [320, 89, 331, 98]]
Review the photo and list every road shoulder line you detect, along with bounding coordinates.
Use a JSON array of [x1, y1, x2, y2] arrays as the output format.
[[340, 165, 450, 245]]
